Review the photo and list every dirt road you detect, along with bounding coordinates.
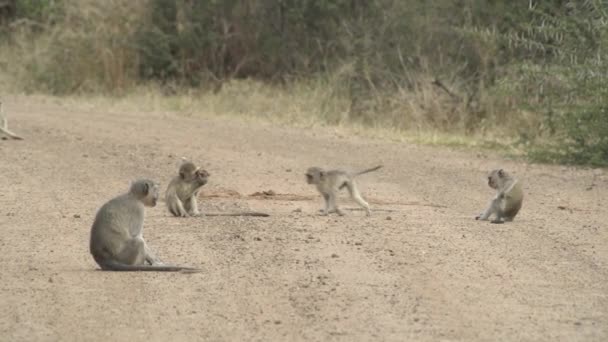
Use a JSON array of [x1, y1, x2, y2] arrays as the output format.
[[0, 98, 606, 341]]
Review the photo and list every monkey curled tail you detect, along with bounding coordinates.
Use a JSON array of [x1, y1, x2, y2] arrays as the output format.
[[476, 169, 524, 224], [90, 179, 200, 272]]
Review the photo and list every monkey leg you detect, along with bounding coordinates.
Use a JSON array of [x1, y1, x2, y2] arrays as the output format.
[[347, 181, 371, 216], [491, 208, 506, 224], [476, 197, 500, 221], [140, 238, 165, 266], [184, 196, 201, 216], [320, 193, 331, 215], [328, 192, 345, 216], [168, 196, 188, 217], [115, 238, 147, 265]]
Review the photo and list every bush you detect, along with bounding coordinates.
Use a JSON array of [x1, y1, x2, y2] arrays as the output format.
[[0, 0, 606, 166]]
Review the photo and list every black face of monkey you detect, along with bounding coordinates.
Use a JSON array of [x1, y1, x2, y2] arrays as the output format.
[[488, 176, 496, 189]]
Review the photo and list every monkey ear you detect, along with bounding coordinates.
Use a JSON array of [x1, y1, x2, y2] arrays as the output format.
[[177, 157, 189, 170], [498, 169, 504, 177], [319, 171, 325, 178], [142, 182, 150, 196]]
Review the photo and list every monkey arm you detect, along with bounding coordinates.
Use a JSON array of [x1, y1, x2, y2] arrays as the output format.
[[320, 193, 331, 215], [327, 191, 345, 215], [166, 193, 188, 217]]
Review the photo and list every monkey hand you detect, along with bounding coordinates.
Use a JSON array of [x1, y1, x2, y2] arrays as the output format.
[[475, 214, 488, 221]]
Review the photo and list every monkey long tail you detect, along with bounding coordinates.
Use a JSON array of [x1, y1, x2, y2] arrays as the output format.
[[99, 260, 201, 272], [0, 115, 23, 140], [354, 165, 383, 176], [205, 212, 270, 217], [0, 126, 23, 140]]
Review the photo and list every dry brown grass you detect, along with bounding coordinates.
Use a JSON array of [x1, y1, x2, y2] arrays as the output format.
[[0, 0, 532, 154], [0, 0, 144, 94]]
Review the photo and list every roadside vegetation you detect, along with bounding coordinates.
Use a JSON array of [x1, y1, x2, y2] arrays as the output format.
[[0, 0, 606, 166]]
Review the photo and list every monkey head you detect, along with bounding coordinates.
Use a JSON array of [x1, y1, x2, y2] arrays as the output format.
[[487, 169, 508, 190], [305, 167, 324, 184], [194, 169, 210, 187], [179, 162, 198, 181], [131, 179, 159, 207], [178, 161, 209, 187]]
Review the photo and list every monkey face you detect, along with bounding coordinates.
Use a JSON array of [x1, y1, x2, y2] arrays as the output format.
[[305, 173, 314, 184], [132, 179, 159, 207], [146, 183, 160, 207], [488, 175, 497, 189], [305, 167, 322, 184], [487, 169, 506, 189], [195, 169, 209, 186], [179, 162, 198, 181]]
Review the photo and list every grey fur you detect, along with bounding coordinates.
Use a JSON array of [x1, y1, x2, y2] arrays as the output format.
[[476, 169, 524, 224], [305, 165, 382, 216], [165, 161, 209, 217], [90, 179, 199, 272]]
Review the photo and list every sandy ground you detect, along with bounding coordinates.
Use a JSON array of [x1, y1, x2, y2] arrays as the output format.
[[0, 98, 606, 341]]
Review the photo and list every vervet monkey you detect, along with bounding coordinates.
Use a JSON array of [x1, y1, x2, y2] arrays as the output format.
[[0, 100, 23, 140], [166, 161, 210, 217], [305, 165, 382, 216], [476, 169, 524, 224], [90, 179, 199, 272]]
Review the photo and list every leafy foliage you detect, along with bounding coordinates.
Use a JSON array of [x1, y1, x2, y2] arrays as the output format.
[[0, 0, 607, 165]]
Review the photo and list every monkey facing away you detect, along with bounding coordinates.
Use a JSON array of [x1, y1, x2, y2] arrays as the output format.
[[0, 100, 23, 140], [166, 161, 210, 217], [475, 169, 524, 224], [305, 165, 382, 216], [90, 179, 199, 272]]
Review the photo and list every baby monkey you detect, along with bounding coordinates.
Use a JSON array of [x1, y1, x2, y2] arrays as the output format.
[[306, 165, 382, 216], [476, 169, 524, 224], [90, 179, 199, 272], [166, 160, 210, 217]]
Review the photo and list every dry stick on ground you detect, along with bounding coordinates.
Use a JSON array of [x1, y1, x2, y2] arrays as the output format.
[[197, 190, 271, 217], [202, 190, 447, 209], [0, 101, 23, 140], [204, 212, 270, 217], [343, 208, 398, 212]]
